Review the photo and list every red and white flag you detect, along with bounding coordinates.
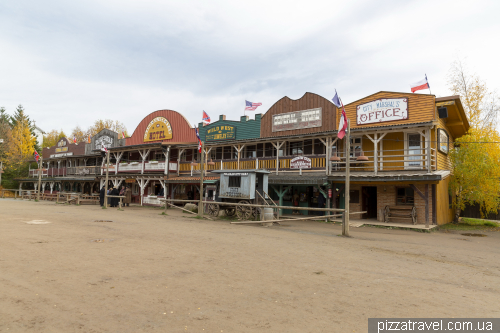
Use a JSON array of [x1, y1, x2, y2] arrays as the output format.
[[73, 135, 77, 143], [122, 131, 126, 139], [245, 100, 262, 111], [338, 102, 348, 140], [195, 127, 202, 153], [202, 111, 211, 124], [101, 144, 108, 153], [411, 75, 430, 93]]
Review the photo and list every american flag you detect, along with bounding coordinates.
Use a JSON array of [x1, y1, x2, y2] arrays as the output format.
[[195, 127, 202, 153], [34, 149, 40, 162], [202, 111, 211, 124], [245, 100, 262, 111], [73, 135, 77, 143]]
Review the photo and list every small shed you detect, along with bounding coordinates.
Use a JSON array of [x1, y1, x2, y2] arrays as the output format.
[[211, 169, 270, 201]]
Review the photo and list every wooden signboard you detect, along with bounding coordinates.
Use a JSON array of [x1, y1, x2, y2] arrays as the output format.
[[144, 117, 173, 142], [272, 108, 322, 132], [206, 125, 236, 141], [125, 178, 136, 183], [290, 156, 312, 169], [356, 98, 408, 125]]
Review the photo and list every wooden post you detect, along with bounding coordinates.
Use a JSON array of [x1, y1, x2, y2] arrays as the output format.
[[105, 151, 110, 208], [37, 157, 43, 201], [426, 128, 432, 173], [343, 120, 350, 237], [425, 184, 429, 228], [198, 142, 205, 217]]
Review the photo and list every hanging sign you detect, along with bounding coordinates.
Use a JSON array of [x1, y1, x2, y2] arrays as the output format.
[[356, 98, 408, 125], [125, 178, 136, 183], [290, 156, 312, 169], [328, 188, 332, 198], [144, 117, 173, 142], [206, 125, 236, 141]]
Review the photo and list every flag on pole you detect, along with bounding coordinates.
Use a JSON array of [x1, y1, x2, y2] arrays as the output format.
[[101, 143, 108, 153], [245, 100, 262, 111], [34, 149, 40, 163], [195, 127, 202, 153], [202, 111, 211, 124], [410, 74, 430, 93], [122, 131, 126, 139], [87, 134, 91, 143], [73, 135, 77, 143], [332, 90, 348, 139]]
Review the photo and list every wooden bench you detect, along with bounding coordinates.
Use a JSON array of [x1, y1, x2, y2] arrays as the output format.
[[384, 205, 417, 225], [78, 195, 100, 205], [43, 194, 58, 201]]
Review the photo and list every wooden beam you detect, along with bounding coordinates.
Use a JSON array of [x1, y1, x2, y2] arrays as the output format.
[[409, 184, 426, 200], [446, 121, 464, 126]]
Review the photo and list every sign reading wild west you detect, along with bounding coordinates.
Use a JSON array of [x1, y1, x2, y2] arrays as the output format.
[[357, 98, 408, 125], [272, 108, 322, 132], [144, 117, 173, 142], [206, 125, 236, 141]]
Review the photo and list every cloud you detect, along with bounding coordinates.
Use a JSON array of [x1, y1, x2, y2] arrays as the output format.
[[0, 0, 499, 135]]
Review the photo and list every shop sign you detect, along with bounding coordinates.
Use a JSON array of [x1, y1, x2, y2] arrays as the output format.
[[55, 147, 68, 153], [272, 108, 322, 132], [223, 173, 248, 176], [144, 117, 173, 142], [206, 125, 236, 141], [356, 98, 408, 125], [125, 178, 136, 183], [290, 156, 311, 169], [328, 188, 332, 198], [50, 152, 74, 158], [95, 135, 113, 150]]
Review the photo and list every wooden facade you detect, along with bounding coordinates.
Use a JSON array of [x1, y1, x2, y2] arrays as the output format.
[[198, 114, 262, 142], [126, 110, 198, 146], [260, 92, 337, 138]]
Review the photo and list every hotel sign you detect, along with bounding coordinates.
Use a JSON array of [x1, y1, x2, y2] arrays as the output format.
[[357, 98, 408, 125], [272, 108, 322, 132], [144, 117, 173, 142], [206, 125, 236, 141]]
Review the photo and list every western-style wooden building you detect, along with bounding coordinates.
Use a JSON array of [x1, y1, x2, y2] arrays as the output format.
[[18, 90, 467, 225]]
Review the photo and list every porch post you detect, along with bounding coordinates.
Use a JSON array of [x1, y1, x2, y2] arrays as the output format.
[[426, 128, 432, 173], [177, 149, 185, 177], [271, 141, 284, 175]]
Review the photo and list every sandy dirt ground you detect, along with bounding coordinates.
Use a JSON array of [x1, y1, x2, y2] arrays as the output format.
[[0, 199, 499, 333]]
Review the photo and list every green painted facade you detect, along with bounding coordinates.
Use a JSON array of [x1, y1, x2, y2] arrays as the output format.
[[198, 114, 262, 142]]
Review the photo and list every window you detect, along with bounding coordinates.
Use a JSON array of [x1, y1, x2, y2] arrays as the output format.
[[406, 133, 422, 168], [350, 137, 362, 157], [438, 129, 449, 154], [265, 143, 274, 157], [223, 146, 234, 160], [289, 141, 303, 156], [228, 176, 241, 188], [396, 187, 414, 205], [155, 152, 165, 161], [245, 145, 256, 158]]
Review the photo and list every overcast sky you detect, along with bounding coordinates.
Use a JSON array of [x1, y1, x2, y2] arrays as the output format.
[[1, 0, 499, 135]]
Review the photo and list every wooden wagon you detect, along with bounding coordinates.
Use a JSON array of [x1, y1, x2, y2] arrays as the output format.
[[205, 169, 276, 219]]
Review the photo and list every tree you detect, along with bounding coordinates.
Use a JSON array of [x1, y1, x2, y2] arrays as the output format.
[[5, 108, 37, 179], [448, 59, 499, 134], [447, 59, 500, 221], [70, 126, 88, 143], [43, 129, 67, 148], [87, 119, 128, 138], [449, 130, 500, 220]]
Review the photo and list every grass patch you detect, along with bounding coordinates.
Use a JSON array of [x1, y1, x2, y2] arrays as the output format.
[[189, 215, 204, 220], [439, 223, 500, 232], [159, 212, 168, 215], [461, 217, 499, 227], [217, 215, 239, 222]]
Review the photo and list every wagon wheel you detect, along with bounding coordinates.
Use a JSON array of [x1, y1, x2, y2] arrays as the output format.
[[225, 207, 236, 217], [384, 205, 390, 223], [411, 206, 417, 225], [207, 203, 220, 217], [236, 200, 252, 220]]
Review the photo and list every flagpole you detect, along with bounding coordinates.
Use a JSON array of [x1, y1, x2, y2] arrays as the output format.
[[343, 119, 350, 237], [105, 151, 110, 208], [426, 74, 432, 95], [37, 156, 43, 202], [198, 141, 205, 217]]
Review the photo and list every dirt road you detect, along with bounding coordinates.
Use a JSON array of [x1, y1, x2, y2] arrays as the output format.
[[0, 200, 499, 332]]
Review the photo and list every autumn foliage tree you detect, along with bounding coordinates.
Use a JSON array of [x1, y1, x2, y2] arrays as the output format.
[[43, 129, 67, 148], [448, 59, 500, 220], [86, 119, 128, 138]]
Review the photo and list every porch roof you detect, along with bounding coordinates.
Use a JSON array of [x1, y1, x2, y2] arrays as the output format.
[[268, 172, 328, 185], [328, 170, 450, 182], [164, 176, 220, 184]]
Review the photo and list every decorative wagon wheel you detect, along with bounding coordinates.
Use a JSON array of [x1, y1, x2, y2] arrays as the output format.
[[224, 207, 236, 217], [411, 206, 417, 225], [207, 203, 220, 217], [384, 205, 390, 223], [236, 200, 253, 220]]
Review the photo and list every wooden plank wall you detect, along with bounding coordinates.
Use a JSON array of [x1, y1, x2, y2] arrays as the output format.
[[342, 92, 435, 129], [126, 110, 197, 146], [436, 175, 453, 224], [260, 92, 337, 138]]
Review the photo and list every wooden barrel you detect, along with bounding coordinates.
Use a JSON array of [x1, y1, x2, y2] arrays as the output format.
[[263, 207, 274, 221]]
